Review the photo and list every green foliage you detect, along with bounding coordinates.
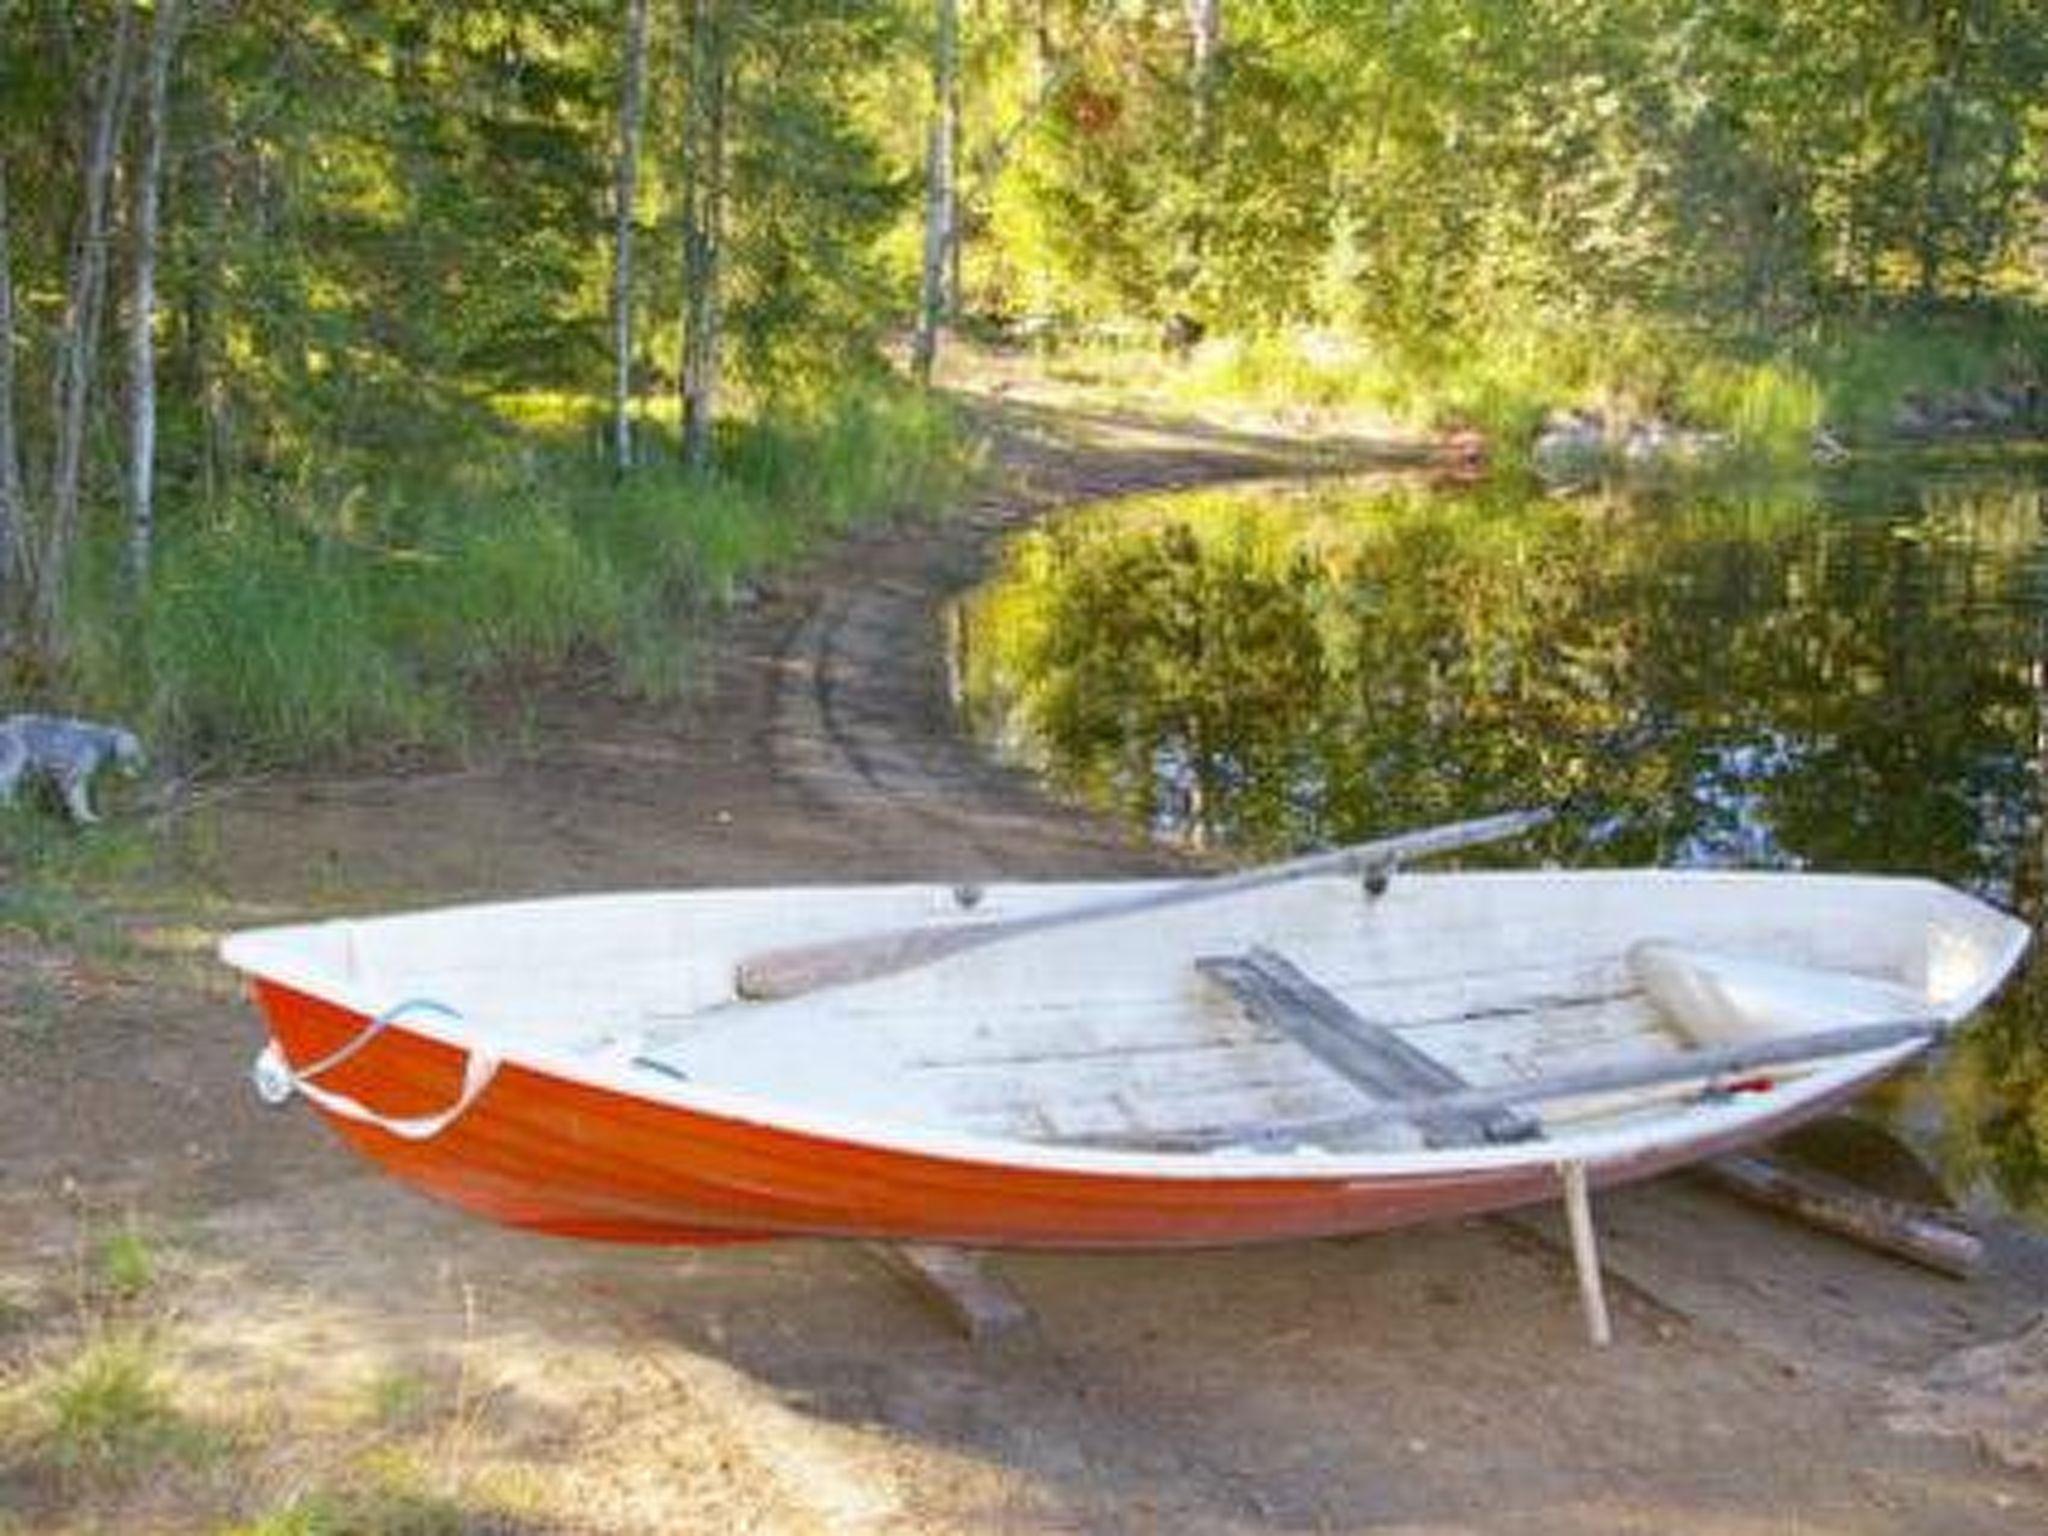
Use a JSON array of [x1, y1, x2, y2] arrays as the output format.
[[232, 1484, 466, 1536], [92, 1225, 156, 1304], [32, 1333, 209, 1476], [988, 2, 2046, 341], [1678, 361, 1824, 464], [1797, 307, 2048, 440], [723, 386, 974, 530], [364, 1371, 434, 1433], [406, 502, 628, 680], [716, 3, 911, 394], [1943, 976, 2048, 1223], [1169, 298, 2046, 462], [58, 385, 969, 766], [226, 1447, 537, 1536], [1173, 322, 1799, 457], [134, 522, 443, 768], [0, 879, 129, 959]]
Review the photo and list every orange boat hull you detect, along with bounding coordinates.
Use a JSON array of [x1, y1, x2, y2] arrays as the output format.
[[251, 979, 1883, 1249]]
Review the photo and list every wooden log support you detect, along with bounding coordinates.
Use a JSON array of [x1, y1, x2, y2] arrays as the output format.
[[1560, 1160, 1613, 1347], [867, 1243, 1035, 1344], [1697, 1154, 1983, 1279]]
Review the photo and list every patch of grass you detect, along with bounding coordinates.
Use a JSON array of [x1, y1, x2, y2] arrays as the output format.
[[133, 520, 448, 769], [1, 971, 65, 1047], [1156, 301, 2044, 466], [364, 1369, 434, 1433], [0, 810, 155, 886], [59, 380, 972, 771], [0, 885, 125, 960], [233, 1484, 467, 1536], [1679, 357, 1824, 463], [33, 1332, 210, 1477], [403, 499, 628, 680], [92, 1225, 155, 1304], [1798, 305, 2048, 440], [229, 1449, 537, 1536]]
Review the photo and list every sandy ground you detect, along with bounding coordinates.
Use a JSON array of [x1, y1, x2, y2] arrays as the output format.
[[2, 395, 2045, 1533]]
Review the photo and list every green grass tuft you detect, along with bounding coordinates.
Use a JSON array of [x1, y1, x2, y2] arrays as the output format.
[[364, 1370, 433, 1433], [136, 522, 444, 767], [93, 1226, 155, 1303], [232, 1486, 466, 1536], [406, 500, 627, 679], [1679, 359, 1824, 463], [37, 1333, 209, 1476]]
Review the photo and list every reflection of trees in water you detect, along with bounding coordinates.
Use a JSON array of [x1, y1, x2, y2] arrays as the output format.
[[955, 470, 2048, 1217]]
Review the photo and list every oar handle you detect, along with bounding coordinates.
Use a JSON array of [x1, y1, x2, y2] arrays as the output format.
[[734, 807, 1553, 1002]]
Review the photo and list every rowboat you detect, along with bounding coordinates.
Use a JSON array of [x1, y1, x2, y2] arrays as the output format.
[[221, 817, 2029, 1253]]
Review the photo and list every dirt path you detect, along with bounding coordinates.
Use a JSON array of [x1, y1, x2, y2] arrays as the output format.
[[3, 401, 2045, 1533]]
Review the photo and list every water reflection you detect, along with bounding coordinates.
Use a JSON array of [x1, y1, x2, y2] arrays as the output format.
[[954, 462, 2048, 1219]]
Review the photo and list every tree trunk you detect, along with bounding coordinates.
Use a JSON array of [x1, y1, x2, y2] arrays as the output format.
[[126, 0, 184, 590], [1187, 0, 1221, 110], [944, 18, 962, 322], [609, 0, 651, 473], [38, 2, 135, 657], [1032, 0, 1053, 97], [0, 155, 23, 656], [679, 0, 726, 473], [1181, 0, 1221, 314], [183, 95, 231, 503], [911, 0, 958, 386], [1915, 3, 1968, 303]]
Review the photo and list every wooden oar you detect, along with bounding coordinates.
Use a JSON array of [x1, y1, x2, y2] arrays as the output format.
[[733, 806, 1553, 1002]]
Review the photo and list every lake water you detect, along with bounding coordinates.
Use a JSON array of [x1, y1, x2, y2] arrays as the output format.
[[953, 454, 2048, 1221]]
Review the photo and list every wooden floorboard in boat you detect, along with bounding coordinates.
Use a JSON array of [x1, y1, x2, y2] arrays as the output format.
[[911, 991, 1674, 1084], [958, 1074, 1372, 1143], [919, 995, 1682, 1145], [1415, 996, 1679, 1081], [1286, 954, 1638, 1027], [927, 1040, 1358, 1118]]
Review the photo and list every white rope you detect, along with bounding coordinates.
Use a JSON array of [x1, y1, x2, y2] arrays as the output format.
[[250, 998, 500, 1142]]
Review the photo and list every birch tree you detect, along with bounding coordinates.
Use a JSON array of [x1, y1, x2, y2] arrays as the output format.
[[609, 0, 651, 472], [0, 155, 22, 653], [911, 0, 958, 385], [37, 2, 134, 656], [678, 0, 727, 472], [126, 0, 184, 588], [1186, 0, 1220, 129]]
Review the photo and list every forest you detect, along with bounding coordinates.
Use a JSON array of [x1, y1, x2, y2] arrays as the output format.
[[0, 0, 2043, 765]]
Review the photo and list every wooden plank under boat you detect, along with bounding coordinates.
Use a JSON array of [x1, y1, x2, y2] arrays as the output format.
[[219, 868, 2029, 1249]]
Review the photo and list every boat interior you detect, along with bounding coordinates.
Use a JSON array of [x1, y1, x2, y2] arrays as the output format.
[[228, 871, 2028, 1156]]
